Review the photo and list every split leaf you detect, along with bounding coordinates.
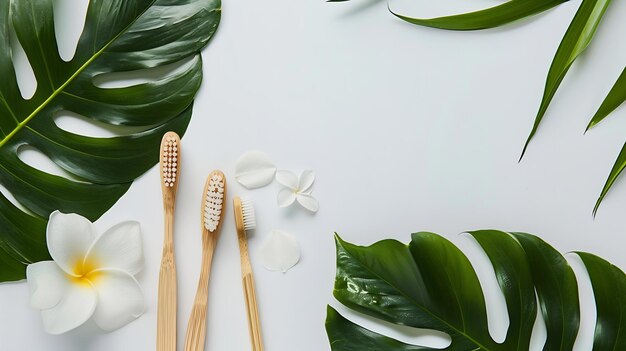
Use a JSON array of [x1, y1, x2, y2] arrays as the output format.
[[327, 230, 624, 350], [576, 252, 626, 350], [0, 0, 221, 282]]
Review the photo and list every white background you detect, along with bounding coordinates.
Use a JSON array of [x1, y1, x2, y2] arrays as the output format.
[[1, 0, 626, 350]]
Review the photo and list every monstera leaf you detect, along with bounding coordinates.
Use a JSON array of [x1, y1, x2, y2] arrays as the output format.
[[327, 231, 626, 350], [0, 0, 221, 282]]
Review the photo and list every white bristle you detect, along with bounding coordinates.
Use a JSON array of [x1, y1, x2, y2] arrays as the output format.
[[240, 197, 257, 231], [204, 173, 225, 232], [161, 135, 179, 188]]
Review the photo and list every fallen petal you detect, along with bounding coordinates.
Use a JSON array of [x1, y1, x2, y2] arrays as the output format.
[[89, 269, 145, 332], [40, 280, 97, 335], [234, 150, 277, 189], [84, 221, 143, 275], [27, 261, 67, 310], [277, 188, 297, 208], [260, 230, 301, 273], [275, 170, 298, 190], [47, 211, 96, 276], [296, 194, 319, 213]]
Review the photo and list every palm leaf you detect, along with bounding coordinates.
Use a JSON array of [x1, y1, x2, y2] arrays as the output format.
[[593, 142, 626, 216], [587, 68, 626, 215], [390, 0, 568, 31], [0, 0, 221, 282], [586, 67, 626, 131], [520, 0, 613, 158], [329, 1, 626, 215], [327, 230, 625, 350]]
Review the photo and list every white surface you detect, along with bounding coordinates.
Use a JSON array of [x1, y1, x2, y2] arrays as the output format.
[[2, 0, 626, 350]]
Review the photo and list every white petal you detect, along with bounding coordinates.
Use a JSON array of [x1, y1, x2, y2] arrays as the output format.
[[275, 170, 298, 190], [234, 150, 277, 189], [90, 269, 145, 332], [296, 194, 319, 212], [84, 221, 143, 275], [27, 261, 66, 310], [298, 170, 315, 193], [40, 281, 96, 335], [260, 230, 301, 273], [47, 211, 96, 276], [277, 188, 297, 207]]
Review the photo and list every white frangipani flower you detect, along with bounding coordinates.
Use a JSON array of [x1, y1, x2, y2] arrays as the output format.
[[27, 211, 145, 335], [276, 170, 319, 212]]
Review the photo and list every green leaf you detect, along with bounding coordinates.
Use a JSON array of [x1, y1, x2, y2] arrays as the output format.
[[510, 232, 579, 350], [326, 306, 433, 351], [390, 0, 568, 31], [521, 0, 613, 158], [0, 0, 221, 282], [586, 67, 626, 131], [327, 230, 623, 350], [593, 142, 626, 216], [576, 252, 626, 350]]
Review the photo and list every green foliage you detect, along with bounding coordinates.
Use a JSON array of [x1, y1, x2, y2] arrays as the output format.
[[0, 0, 221, 282], [390, 0, 568, 31], [327, 231, 626, 350], [521, 0, 613, 159], [330, 0, 626, 214], [587, 68, 626, 131]]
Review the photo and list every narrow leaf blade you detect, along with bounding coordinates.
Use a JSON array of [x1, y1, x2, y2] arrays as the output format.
[[587, 67, 626, 131], [390, 0, 567, 31], [593, 142, 626, 216], [521, 0, 613, 158]]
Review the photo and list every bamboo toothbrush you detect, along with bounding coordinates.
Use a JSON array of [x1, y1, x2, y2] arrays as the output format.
[[157, 132, 181, 351], [184, 171, 227, 351], [233, 196, 264, 351]]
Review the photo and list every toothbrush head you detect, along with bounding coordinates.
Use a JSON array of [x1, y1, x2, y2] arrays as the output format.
[[203, 170, 226, 233], [240, 196, 256, 231], [234, 196, 257, 233], [159, 132, 180, 191]]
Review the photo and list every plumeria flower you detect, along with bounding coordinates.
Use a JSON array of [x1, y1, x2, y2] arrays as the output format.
[[276, 170, 319, 212], [26, 211, 145, 335]]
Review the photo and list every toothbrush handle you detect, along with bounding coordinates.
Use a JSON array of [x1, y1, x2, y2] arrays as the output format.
[[157, 213, 177, 351], [243, 272, 264, 351], [184, 235, 218, 351]]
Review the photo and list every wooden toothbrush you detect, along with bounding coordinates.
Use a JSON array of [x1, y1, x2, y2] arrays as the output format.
[[184, 171, 227, 351], [233, 196, 264, 351], [157, 132, 181, 351]]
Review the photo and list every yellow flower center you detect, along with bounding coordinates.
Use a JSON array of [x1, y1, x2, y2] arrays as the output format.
[[71, 258, 102, 287]]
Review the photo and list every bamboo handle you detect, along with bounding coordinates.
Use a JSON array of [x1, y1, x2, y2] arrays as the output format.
[[238, 235, 264, 351], [183, 235, 218, 351], [243, 272, 264, 351], [234, 196, 264, 351], [157, 212, 177, 351]]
